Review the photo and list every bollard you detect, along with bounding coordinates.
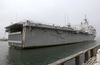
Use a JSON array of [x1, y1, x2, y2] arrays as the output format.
[[97, 49, 100, 63], [94, 49, 100, 65]]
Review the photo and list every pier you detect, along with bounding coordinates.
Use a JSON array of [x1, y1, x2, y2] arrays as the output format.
[[0, 38, 8, 41], [48, 44, 100, 65]]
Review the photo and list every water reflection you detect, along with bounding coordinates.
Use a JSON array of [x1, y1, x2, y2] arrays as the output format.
[[5, 40, 98, 65]]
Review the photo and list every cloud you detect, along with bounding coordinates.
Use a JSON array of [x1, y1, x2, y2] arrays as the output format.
[[0, 0, 100, 37]]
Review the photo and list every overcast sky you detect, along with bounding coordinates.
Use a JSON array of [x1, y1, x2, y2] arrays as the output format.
[[0, 0, 100, 38]]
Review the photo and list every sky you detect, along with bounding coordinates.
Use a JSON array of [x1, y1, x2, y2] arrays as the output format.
[[0, 0, 100, 38]]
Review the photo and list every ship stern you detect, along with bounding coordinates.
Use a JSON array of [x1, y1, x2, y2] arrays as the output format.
[[5, 23, 25, 49]]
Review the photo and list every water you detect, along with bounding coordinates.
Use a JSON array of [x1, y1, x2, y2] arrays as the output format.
[[0, 37, 100, 65]]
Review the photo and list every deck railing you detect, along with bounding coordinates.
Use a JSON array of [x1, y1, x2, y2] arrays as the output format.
[[48, 44, 100, 65]]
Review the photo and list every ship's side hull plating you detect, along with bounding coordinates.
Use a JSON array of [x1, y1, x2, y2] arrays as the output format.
[[8, 26, 94, 49]]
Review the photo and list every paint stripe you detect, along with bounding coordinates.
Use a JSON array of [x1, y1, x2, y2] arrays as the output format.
[[9, 32, 21, 35], [8, 40, 22, 43]]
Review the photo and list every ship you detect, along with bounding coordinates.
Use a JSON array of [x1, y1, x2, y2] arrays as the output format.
[[5, 16, 96, 49]]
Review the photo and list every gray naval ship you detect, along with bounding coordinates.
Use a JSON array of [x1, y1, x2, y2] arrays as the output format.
[[5, 16, 96, 49]]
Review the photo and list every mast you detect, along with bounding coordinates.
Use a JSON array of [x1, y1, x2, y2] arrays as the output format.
[[67, 13, 69, 25], [84, 14, 87, 22], [16, 13, 18, 22], [84, 15, 89, 31], [65, 12, 69, 26], [65, 12, 66, 26]]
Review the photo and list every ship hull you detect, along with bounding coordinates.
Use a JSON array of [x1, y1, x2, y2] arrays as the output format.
[[8, 26, 95, 49]]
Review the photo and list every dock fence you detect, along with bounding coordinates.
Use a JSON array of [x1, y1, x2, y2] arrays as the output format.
[[48, 44, 100, 65]]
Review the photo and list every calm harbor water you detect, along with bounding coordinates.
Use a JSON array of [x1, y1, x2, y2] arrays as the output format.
[[0, 37, 100, 65]]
